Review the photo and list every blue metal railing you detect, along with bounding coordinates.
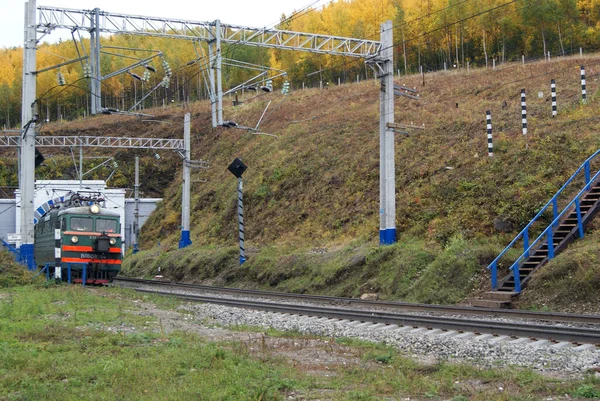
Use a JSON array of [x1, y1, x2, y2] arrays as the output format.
[[487, 150, 600, 292], [1, 239, 19, 260]]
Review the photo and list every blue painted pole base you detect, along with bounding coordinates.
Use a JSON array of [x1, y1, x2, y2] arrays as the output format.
[[379, 228, 397, 245], [240, 256, 246, 265], [178, 230, 192, 249], [19, 244, 37, 271]]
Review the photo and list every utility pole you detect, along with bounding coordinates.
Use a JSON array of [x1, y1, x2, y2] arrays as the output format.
[[19, 0, 37, 269], [207, 20, 224, 128], [90, 8, 102, 114], [179, 113, 192, 248], [215, 20, 223, 126], [376, 21, 396, 245], [79, 145, 83, 188], [208, 38, 217, 127], [133, 156, 140, 253]]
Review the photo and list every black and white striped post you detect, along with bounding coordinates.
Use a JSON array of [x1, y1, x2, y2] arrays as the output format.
[[486, 110, 493, 157], [521, 89, 527, 136], [227, 158, 248, 265], [237, 178, 245, 264], [54, 219, 62, 280], [581, 66, 587, 104], [551, 79, 557, 117]]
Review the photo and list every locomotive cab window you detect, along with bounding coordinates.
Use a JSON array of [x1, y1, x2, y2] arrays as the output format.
[[96, 218, 118, 233], [70, 217, 93, 231]]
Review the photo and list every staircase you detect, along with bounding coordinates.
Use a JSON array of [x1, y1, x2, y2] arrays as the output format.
[[473, 152, 600, 309]]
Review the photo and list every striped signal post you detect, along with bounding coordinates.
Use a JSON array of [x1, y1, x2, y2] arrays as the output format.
[[551, 79, 557, 117], [54, 219, 62, 281], [521, 89, 527, 135], [486, 111, 493, 157], [581, 66, 587, 104], [228, 158, 248, 265], [237, 178, 245, 264]]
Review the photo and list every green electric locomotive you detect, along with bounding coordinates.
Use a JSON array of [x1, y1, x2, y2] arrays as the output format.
[[34, 193, 122, 284]]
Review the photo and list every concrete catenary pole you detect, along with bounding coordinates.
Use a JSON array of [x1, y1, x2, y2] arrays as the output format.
[[90, 8, 102, 114], [208, 38, 217, 127], [133, 156, 140, 253], [179, 113, 192, 248], [379, 20, 396, 245], [20, 0, 37, 269], [215, 19, 223, 126]]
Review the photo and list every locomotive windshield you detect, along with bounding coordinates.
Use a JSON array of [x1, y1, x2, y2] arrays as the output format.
[[70, 217, 93, 231], [96, 218, 118, 233]]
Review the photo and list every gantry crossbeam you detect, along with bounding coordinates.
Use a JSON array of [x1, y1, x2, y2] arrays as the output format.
[[1, 135, 184, 150], [36, 7, 381, 58]]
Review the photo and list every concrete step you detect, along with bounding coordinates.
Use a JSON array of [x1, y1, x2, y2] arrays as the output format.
[[482, 291, 517, 301], [471, 299, 511, 309]]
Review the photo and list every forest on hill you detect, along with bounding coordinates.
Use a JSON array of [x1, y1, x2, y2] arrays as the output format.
[[1, 0, 600, 128]]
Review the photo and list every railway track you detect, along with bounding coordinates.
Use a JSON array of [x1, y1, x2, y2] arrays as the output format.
[[113, 277, 600, 345]]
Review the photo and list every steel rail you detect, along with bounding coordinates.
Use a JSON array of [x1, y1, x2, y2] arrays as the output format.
[[129, 287, 600, 344], [113, 277, 600, 325]]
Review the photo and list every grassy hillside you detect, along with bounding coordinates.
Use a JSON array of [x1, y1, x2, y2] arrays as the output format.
[[6, 55, 600, 308]]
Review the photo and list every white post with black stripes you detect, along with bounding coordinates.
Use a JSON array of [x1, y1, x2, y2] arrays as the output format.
[[551, 79, 557, 117], [521, 89, 527, 135], [54, 219, 62, 280], [581, 66, 587, 104], [486, 111, 493, 157], [237, 177, 246, 265]]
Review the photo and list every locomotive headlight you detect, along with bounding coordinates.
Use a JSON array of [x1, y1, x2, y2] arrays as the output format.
[[109, 238, 116, 245], [71, 236, 79, 243], [90, 204, 100, 214]]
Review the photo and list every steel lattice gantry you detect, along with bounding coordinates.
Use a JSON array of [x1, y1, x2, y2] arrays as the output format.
[[21, 4, 396, 256], [35, 6, 383, 124], [36, 7, 381, 57], [1, 135, 184, 150]]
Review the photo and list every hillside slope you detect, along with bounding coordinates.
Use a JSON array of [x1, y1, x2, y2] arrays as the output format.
[[18, 55, 600, 309]]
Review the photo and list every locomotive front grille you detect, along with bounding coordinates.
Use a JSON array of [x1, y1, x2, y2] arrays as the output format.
[[95, 237, 110, 252]]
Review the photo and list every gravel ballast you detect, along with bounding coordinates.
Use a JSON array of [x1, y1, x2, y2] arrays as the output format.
[[181, 301, 600, 376]]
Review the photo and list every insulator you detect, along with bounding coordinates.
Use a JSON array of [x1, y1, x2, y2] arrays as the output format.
[[83, 63, 92, 78], [57, 72, 66, 86]]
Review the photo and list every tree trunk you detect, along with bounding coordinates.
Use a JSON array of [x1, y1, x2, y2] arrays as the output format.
[[402, 27, 408, 75], [455, 24, 459, 67], [461, 21, 465, 68], [447, 29, 452, 65], [483, 29, 488, 68], [557, 22, 565, 56], [542, 25, 547, 58]]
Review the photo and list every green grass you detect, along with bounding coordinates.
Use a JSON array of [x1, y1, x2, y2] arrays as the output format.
[[519, 229, 600, 312], [0, 252, 36, 288], [123, 234, 513, 304], [0, 286, 298, 401], [0, 285, 598, 400]]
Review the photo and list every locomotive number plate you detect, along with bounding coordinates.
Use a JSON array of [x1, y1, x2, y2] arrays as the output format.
[[80, 253, 108, 259]]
